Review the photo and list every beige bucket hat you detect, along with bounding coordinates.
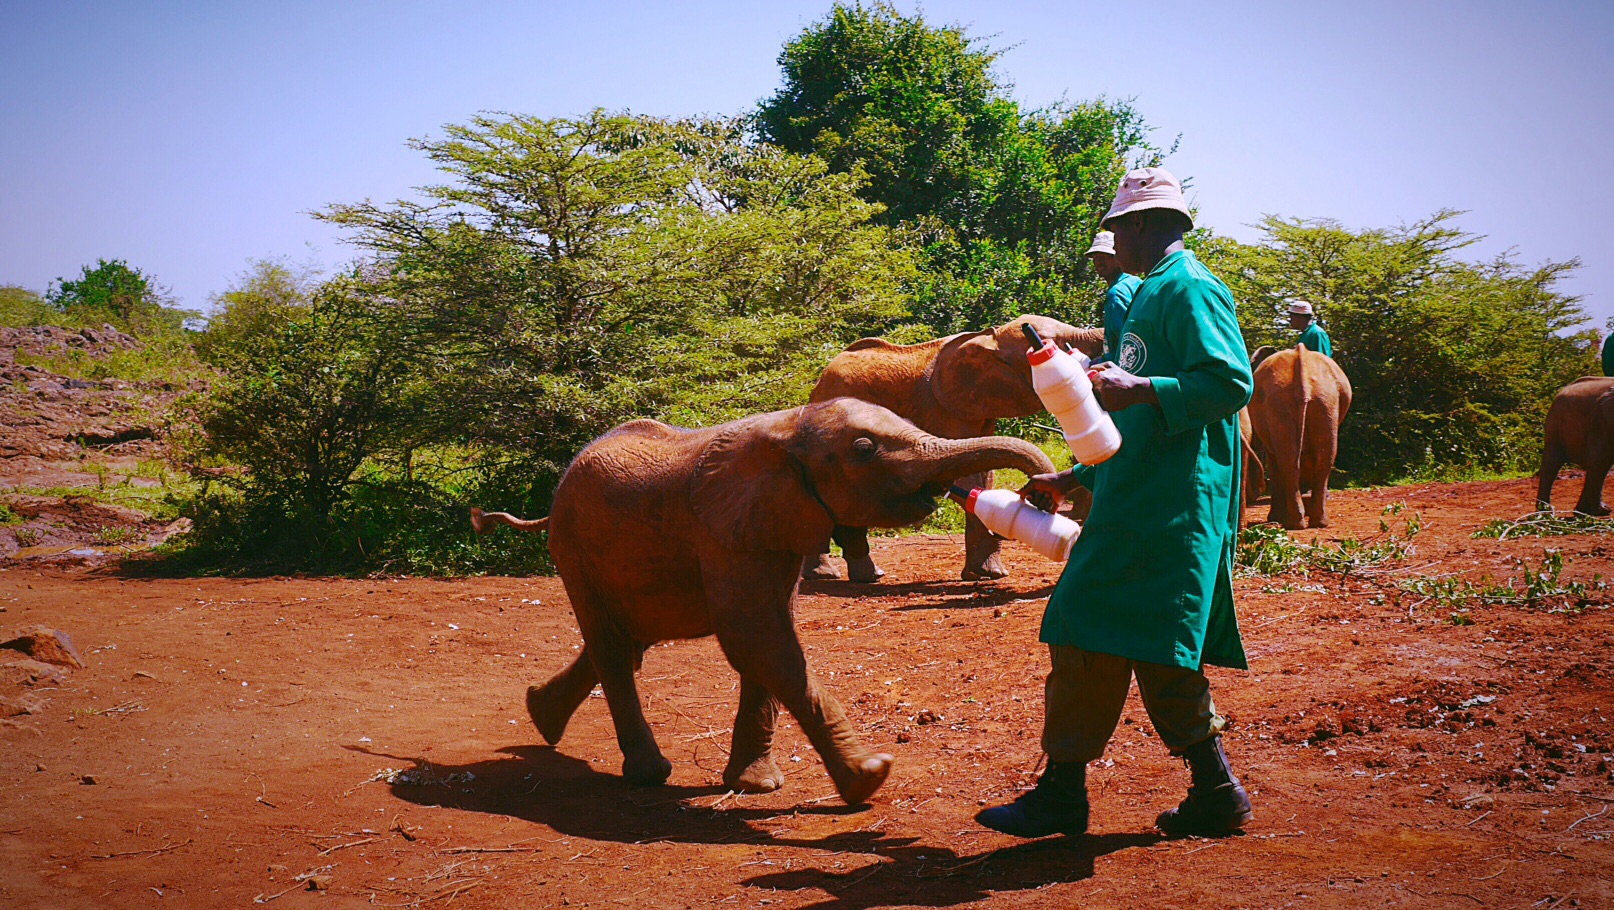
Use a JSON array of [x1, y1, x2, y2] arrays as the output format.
[[1287, 300, 1314, 315], [1101, 166, 1192, 229], [1085, 231, 1116, 256]]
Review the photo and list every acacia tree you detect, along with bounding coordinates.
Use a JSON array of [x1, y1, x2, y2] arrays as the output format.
[[47, 258, 192, 333], [319, 110, 913, 513]]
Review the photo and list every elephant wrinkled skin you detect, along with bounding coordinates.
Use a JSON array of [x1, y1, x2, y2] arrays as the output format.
[[1248, 345, 1351, 529], [1538, 377, 1614, 515], [805, 314, 1103, 582], [474, 398, 1054, 804]]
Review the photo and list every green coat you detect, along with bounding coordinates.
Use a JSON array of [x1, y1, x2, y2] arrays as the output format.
[[1094, 273, 1142, 365], [1297, 322, 1332, 357], [1041, 250, 1252, 670], [1603, 333, 1614, 377]]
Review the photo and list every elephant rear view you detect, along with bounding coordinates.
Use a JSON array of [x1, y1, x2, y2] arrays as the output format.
[[805, 314, 1103, 583], [473, 398, 1053, 805], [1249, 345, 1351, 529], [1538, 377, 1614, 515]]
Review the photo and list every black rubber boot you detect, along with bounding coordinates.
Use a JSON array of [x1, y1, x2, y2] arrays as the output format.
[[1156, 735, 1253, 837], [975, 761, 1089, 838]]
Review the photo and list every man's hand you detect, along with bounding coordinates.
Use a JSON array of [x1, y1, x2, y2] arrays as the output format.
[[1088, 362, 1158, 412], [1019, 471, 1078, 513]]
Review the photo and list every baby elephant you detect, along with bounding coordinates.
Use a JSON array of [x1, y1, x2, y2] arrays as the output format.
[[473, 398, 1053, 804], [1538, 377, 1614, 515]]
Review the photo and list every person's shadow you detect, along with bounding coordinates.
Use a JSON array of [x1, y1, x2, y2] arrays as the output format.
[[354, 744, 1161, 908]]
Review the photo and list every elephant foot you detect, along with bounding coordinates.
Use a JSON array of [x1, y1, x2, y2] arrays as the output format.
[[527, 682, 584, 745], [1308, 516, 1330, 529], [830, 754, 894, 805], [723, 754, 785, 794], [961, 555, 1009, 581], [803, 554, 842, 580], [622, 751, 673, 787], [1576, 502, 1611, 517], [845, 555, 885, 584]]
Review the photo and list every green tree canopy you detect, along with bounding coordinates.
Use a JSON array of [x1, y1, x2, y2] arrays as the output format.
[[47, 258, 192, 334]]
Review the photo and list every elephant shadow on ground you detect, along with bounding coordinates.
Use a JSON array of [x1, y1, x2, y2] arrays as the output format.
[[800, 578, 1055, 610], [351, 744, 1159, 908]]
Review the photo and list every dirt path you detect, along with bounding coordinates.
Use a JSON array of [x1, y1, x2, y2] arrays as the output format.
[[2, 478, 1612, 909]]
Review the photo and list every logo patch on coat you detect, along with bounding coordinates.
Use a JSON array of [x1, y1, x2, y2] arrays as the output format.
[[1118, 332, 1146, 372]]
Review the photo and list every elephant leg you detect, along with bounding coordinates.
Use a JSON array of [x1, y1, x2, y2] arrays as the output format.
[[722, 676, 784, 793], [960, 470, 1008, 580], [706, 552, 892, 805], [1576, 432, 1613, 516], [1302, 418, 1338, 529], [1537, 438, 1564, 512], [527, 649, 598, 745], [1260, 424, 1305, 531], [834, 525, 884, 584], [580, 616, 670, 787]]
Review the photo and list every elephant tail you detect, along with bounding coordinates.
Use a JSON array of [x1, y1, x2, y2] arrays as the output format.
[[470, 507, 549, 535], [1291, 345, 1311, 484]]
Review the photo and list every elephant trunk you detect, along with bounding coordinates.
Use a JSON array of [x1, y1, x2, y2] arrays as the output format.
[[911, 435, 1055, 487]]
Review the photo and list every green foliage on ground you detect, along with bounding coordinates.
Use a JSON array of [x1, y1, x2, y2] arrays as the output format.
[[1399, 550, 1602, 619], [757, 1, 1163, 336], [1198, 212, 1595, 486], [1236, 505, 1420, 577], [1472, 510, 1614, 539]]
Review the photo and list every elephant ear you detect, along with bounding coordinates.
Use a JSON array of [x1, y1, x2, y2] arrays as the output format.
[[931, 331, 1037, 420], [691, 416, 834, 555], [1250, 345, 1278, 372]]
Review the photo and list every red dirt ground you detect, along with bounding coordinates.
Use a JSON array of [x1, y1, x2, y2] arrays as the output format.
[[2, 477, 1612, 909]]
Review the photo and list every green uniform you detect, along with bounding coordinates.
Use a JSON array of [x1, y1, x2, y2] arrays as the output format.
[[1603, 334, 1614, 377], [1297, 321, 1332, 357], [1094, 273, 1142, 365], [1041, 250, 1252, 671]]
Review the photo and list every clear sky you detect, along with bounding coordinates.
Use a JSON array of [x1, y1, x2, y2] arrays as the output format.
[[3, 1, 1611, 324]]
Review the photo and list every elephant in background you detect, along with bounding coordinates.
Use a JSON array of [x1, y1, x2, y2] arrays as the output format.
[[1248, 345, 1352, 529], [473, 398, 1054, 805], [1238, 408, 1265, 525], [805, 314, 1103, 582], [1537, 377, 1614, 515]]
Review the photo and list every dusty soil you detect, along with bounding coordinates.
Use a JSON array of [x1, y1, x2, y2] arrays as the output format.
[[2, 477, 1612, 909]]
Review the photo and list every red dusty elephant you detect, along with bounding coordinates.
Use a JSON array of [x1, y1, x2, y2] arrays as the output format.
[[1248, 345, 1352, 529], [805, 314, 1103, 582], [471, 398, 1054, 804], [1538, 376, 1614, 515]]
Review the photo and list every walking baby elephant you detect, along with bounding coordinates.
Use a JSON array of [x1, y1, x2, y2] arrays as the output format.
[[1248, 345, 1351, 529], [472, 398, 1054, 804], [805, 315, 1103, 582], [1538, 377, 1614, 515]]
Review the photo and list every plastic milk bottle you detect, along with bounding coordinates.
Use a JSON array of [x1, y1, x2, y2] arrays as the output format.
[[1021, 323, 1122, 465], [949, 486, 1081, 562]]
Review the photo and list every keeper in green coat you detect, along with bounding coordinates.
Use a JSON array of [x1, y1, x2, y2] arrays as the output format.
[[977, 167, 1255, 840], [1084, 230, 1142, 365], [1289, 300, 1332, 356], [1602, 332, 1614, 377]]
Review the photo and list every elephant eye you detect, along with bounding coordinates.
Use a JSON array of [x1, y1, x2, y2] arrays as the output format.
[[851, 437, 877, 460]]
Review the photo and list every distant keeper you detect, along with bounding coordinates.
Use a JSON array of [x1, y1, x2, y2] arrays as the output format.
[[976, 167, 1255, 839], [1085, 230, 1141, 364], [1289, 300, 1332, 356]]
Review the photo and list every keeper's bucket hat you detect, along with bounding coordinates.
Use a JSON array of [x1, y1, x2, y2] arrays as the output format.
[[1287, 300, 1315, 315], [1101, 167, 1192, 229], [1085, 231, 1116, 257]]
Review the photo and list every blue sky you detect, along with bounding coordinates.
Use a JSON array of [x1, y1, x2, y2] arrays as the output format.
[[3, 1, 1611, 324]]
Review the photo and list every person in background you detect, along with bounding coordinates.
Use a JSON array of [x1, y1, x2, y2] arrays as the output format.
[[1289, 300, 1332, 356], [1086, 230, 1141, 364], [1602, 330, 1614, 376], [975, 166, 1254, 840]]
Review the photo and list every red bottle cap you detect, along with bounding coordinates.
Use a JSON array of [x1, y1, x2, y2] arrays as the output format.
[[1026, 343, 1057, 365]]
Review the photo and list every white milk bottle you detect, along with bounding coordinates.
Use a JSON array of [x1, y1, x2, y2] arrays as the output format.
[[949, 486, 1081, 562], [1021, 323, 1122, 465]]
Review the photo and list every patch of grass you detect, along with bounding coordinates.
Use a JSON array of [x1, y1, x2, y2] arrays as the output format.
[[14, 333, 206, 386], [1473, 510, 1614, 540], [93, 526, 143, 546], [0, 503, 20, 527], [1237, 504, 1420, 577], [12, 527, 42, 547], [8, 483, 192, 522], [1399, 549, 1603, 617]]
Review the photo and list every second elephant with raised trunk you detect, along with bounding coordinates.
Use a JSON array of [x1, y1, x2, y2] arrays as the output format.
[[805, 315, 1103, 582], [1248, 345, 1352, 529]]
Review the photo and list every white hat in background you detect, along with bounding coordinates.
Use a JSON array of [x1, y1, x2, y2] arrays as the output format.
[[1101, 167, 1192, 229], [1287, 300, 1315, 315], [1085, 231, 1116, 256]]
